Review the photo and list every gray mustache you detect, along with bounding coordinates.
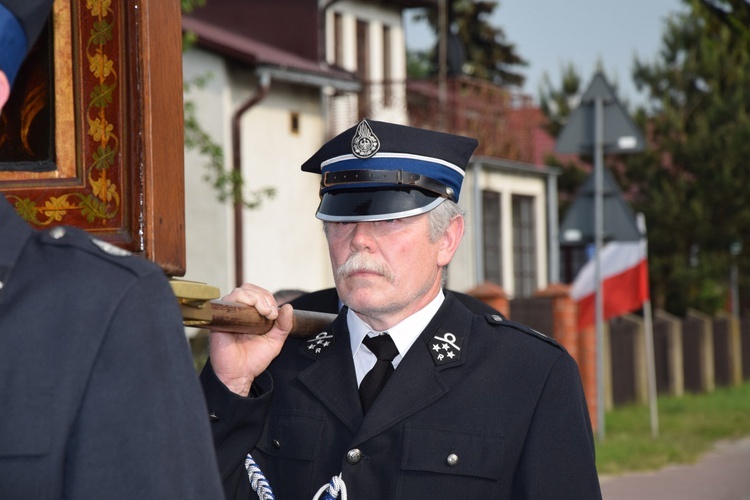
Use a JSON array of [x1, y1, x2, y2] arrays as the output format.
[[335, 254, 395, 283]]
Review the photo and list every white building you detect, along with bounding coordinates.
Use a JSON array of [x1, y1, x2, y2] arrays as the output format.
[[181, 0, 559, 301]]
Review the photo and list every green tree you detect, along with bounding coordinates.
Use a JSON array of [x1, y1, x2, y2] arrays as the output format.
[[538, 1, 750, 316], [409, 1, 527, 86], [627, 0, 750, 314]]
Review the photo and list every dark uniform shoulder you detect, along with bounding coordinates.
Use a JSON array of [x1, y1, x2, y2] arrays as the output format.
[[39, 226, 160, 278], [483, 313, 565, 351]]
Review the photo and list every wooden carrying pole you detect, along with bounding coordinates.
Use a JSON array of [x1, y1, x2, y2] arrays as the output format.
[[206, 301, 336, 338], [170, 279, 336, 338]]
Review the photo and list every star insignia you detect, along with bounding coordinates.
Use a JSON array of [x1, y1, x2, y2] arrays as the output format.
[[300, 332, 335, 358], [427, 331, 464, 366]]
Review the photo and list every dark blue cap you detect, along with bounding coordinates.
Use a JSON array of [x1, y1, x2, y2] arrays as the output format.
[[301, 119, 478, 222]]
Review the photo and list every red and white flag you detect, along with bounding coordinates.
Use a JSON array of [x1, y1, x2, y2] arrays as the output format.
[[570, 239, 650, 330]]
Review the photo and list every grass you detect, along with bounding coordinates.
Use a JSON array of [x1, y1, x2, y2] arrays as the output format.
[[595, 380, 750, 476]]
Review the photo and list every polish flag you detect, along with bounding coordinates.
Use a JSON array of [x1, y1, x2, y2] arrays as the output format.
[[570, 239, 650, 330]]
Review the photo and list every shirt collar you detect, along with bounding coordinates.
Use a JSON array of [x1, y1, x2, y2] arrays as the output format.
[[348, 289, 445, 361]]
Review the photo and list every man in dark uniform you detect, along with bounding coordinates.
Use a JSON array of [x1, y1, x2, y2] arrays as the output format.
[[0, 1, 224, 497], [202, 119, 602, 499]]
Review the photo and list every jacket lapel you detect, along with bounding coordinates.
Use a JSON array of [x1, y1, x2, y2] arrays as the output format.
[[353, 295, 473, 444], [298, 315, 363, 433], [296, 295, 475, 442]]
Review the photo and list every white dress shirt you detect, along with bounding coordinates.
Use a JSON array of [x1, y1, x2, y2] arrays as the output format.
[[349, 290, 445, 386]]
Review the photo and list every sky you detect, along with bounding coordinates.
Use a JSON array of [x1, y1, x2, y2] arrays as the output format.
[[404, 0, 686, 106]]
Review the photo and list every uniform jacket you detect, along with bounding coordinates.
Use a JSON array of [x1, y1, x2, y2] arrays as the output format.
[[202, 293, 602, 499], [0, 197, 224, 499]]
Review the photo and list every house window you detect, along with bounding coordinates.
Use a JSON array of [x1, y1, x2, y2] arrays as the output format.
[[482, 190, 502, 285], [512, 194, 537, 297], [290, 112, 300, 135]]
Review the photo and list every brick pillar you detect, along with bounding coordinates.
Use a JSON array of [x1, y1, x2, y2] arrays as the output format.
[[578, 324, 598, 431], [535, 283, 598, 432], [465, 281, 510, 319]]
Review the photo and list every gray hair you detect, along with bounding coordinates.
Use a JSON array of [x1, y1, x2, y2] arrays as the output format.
[[427, 199, 464, 242]]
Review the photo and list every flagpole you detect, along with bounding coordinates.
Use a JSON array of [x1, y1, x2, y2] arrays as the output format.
[[637, 213, 659, 438], [555, 73, 648, 444], [594, 94, 605, 442], [643, 298, 659, 438]]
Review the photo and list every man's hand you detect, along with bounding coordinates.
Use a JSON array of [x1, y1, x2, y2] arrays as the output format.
[[209, 284, 292, 396]]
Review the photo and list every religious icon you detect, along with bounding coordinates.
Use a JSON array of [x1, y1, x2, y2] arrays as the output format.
[[0, 20, 55, 172]]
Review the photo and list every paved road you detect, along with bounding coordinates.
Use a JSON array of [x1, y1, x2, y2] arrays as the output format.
[[600, 436, 750, 500]]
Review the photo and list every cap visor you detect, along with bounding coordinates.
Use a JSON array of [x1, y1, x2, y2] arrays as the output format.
[[316, 188, 444, 222]]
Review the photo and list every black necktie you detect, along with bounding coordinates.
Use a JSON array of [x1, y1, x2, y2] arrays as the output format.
[[359, 334, 399, 414]]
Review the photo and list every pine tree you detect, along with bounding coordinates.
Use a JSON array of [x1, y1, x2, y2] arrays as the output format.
[[409, 1, 527, 86]]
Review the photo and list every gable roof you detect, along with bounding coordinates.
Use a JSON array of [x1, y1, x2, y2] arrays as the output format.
[[182, 1, 357, 89]]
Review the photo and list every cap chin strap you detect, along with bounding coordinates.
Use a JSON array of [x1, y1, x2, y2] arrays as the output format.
[[322, 169, 455, 200]]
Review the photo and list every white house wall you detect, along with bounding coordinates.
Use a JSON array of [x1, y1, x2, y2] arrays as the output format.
[[182, 49, 335, 299], [234, 75, 334, 294], [182, 48, 235, 295]]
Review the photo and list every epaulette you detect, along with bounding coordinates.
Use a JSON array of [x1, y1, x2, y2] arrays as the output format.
[[484, 313, 564, 351], [39, 226, 156, 277]]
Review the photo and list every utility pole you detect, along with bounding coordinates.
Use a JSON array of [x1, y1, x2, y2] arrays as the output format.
[[557, 72, 647, 441], [437, 0, 447, 131]]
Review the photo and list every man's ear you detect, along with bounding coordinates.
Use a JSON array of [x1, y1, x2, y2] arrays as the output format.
[[437, 215, 464, 267], [0, 70, 10, 113]]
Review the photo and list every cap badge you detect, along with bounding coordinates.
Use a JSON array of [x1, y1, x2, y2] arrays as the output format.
[[351, 120, 380, 159]]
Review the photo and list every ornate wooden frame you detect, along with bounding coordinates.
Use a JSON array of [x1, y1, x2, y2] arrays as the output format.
[[0, 0, 186, 275]]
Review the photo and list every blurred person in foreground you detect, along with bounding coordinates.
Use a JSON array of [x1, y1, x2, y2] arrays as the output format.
[[202, 119, 602, 499], [0, 1, 223, 497]]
